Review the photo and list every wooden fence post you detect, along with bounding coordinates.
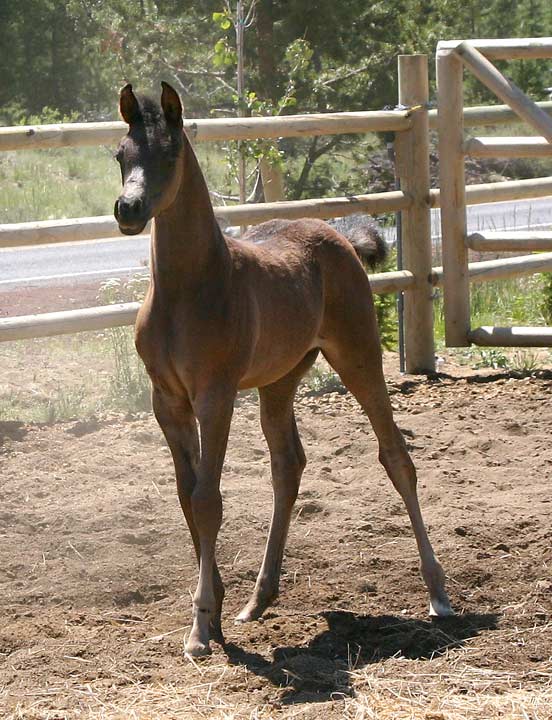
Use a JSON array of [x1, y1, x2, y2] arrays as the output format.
[[395, 54, 435, 372], [260, 157, 285, 202], [436, 47, 470, 346]]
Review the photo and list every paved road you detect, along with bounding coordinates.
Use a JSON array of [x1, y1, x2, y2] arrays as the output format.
[[1, 197, 552, 289]]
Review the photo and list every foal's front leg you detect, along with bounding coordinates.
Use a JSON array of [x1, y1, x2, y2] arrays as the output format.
[[187, 387, 235, 657], [152, 389, 225, 645]]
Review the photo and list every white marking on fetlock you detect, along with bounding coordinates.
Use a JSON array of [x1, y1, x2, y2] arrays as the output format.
[[186, 607, 214, 656], [429, 596, 455, 617]]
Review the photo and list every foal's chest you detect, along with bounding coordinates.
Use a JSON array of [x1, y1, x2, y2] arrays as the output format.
[[135, 301, 185, 395], [135, 296, 232, 398]]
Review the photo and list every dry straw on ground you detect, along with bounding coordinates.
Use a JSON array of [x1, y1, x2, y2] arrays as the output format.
[[3, 625, 551, 720]]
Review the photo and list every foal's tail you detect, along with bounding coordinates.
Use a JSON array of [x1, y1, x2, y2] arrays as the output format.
[[328, 214, 388, 270]]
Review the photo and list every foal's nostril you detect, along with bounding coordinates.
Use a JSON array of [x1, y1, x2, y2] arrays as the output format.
[[130, 197, 142, 216], [117, 196, 143, 223]]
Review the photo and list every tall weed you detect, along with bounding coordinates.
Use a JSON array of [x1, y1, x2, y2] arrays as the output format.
[[97, 276, 151, 413], [542, 272, 552, 324]]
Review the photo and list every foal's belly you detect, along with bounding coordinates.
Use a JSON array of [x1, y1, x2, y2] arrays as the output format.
[[235, 279, 323, 389], [237, 345, 317, 390], [236, 321, 320, 390]]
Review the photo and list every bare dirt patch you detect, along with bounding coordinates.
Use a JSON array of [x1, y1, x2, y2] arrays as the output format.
[[0, 281, 107, 318], [1, 359, 551, 718]]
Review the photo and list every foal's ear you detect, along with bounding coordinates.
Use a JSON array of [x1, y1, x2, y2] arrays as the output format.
[[119, 84, 140, 125], [161, 81, 183, 126]]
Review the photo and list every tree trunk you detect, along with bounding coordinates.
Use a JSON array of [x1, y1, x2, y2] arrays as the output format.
[[292, 136, 340, 199], [256, 0, 277, 103]]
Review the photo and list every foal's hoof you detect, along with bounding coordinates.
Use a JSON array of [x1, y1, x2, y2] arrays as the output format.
[[235, 608, 258, 623], [429, 595, 455, 617], [184, 638, 212, 658], [235, 589, 277, 623], [235, 599, 268, 623]]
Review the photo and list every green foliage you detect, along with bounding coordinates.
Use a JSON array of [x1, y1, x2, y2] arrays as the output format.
[[473, 348, 510, 370], [212, 10, 232, 31], [434, 274, 549, 349], [305, 364, 343, 395], [2, 0, 551, 203], [469, 347, 541, 372], [2, 0, 550, 124], [542, 273, 552, 324], [97, 277, 151, 414], [375, 291, 398, 352], [510, 349, 540, 373], [24, 107, 80, 126], [373, 248, 398, 351]]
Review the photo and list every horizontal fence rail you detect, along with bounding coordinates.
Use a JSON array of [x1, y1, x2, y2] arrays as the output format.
[[469, 326, 552, 347], [0, 303, 141, 342], [468, 231, 552, 252], [0, 111, 412, 152], [0, 271, 415, 342], [2, 102, 552, 152], [443, 101, 552, 129], [3, 175, 552, 249], [437, 37, 552, 60], [4, 251, 552, 343], [465, 136, 552, 158], [430, 176, 552, 207], [431, 252, 552, 286], [0, 191, 411, 248]]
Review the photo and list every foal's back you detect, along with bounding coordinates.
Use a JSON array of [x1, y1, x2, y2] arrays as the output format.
[[232, 217, 374, 313]]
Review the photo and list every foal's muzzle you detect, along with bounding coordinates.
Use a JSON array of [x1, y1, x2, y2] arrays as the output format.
[[114, 196, 149, 235]]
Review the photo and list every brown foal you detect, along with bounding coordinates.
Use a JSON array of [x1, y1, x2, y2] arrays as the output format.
[[114, 82, 453, 657]]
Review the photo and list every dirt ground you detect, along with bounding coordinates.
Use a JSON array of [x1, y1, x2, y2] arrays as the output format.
[[1, 353, 551, 719], [0, 281, 110, 319]]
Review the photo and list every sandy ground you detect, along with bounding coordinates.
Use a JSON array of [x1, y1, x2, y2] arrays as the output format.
[[0, 281, 107, 319], [0, 350, 551, 718]]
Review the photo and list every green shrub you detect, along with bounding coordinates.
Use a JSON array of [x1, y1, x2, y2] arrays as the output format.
[[373, 247, 398, 351], [97, 276, 151, 413], [542, 273, 552, 324]]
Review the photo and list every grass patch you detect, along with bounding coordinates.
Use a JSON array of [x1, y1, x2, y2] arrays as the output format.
[[0, 147, 119, 222], [0, 143, 232, 224], [434, 274, 548, 344], [0, 328, 151, 423]]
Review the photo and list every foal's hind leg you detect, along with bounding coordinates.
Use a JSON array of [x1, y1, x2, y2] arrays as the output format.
[[237, 350, 318, 623], [322, 322, 453, 617]]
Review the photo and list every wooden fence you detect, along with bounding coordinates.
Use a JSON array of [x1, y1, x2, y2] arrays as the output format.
[[437, 37, 552, 348], [2, 44, 552, 371]]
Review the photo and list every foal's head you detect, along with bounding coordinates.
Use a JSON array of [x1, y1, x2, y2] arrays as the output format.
[[114, 82, 184, 235]]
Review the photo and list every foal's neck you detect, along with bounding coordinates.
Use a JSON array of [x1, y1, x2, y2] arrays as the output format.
[[151, 135, 230, 294]]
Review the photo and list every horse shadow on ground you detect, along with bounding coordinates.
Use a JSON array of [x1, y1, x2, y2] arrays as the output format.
[[394, 368, 552, 395], [0, 420, 28, 448], [223, 610, 498, 706]]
